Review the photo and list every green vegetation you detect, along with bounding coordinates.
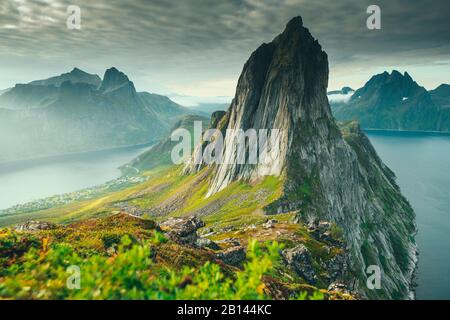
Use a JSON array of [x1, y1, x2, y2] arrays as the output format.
[[0, 221, 323, 300]]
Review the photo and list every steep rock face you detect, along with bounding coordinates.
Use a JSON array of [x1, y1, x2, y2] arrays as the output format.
[[99, 67, 131, 92], [333, 71, 450, 131], [185, 17, 417, 299]]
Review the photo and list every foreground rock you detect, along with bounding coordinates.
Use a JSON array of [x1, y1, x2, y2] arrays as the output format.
[[14, 220, 57, 232], [282, 245, 317, 284], [195, 237, 220, 250], [160, 216, 205, 246], [327, 282, 356, 299], [216, 246, 247, 267]]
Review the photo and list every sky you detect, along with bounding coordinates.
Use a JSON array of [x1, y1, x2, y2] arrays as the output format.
[[0, 0, 449, 104]]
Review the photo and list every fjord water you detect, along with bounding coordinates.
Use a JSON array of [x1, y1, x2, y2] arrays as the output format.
[[366, 130, 450, 299], [0, 144, 151, 210]]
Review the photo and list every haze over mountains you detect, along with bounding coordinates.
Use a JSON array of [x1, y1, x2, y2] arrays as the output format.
[[331, 71, 450, 132], [0, 67, 196, 163]]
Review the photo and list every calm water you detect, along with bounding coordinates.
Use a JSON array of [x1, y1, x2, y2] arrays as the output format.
[[366, 130, 450, 300], [0, 145, 151, 210]]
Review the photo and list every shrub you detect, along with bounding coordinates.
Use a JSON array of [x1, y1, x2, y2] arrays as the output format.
[[0, 235, 323, 300]]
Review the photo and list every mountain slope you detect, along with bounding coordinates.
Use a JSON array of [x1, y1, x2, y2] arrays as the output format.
[[0, 83, 59, 110], [0, 68, 193, 163], [184, 17, 417, 299], [333, 71, 450, 131], [121, 114, 209, 175], [430, 84, 450, 109]]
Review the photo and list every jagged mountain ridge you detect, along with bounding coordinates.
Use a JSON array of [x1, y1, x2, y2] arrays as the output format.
[[0, 67, 194, 163], [333, 71, 450, 131], [0, 68, 101, 110], [185, 17, 417, 299], [29, 68, 101, 88]]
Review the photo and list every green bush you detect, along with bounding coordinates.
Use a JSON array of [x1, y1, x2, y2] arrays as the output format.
[[0, 235, 323, 300]]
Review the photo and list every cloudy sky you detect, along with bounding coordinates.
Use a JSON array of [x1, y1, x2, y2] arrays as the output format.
[[1, 0, 449, 103]]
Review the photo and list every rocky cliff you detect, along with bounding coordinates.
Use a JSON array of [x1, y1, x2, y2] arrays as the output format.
[[185, 17, 417, 299]]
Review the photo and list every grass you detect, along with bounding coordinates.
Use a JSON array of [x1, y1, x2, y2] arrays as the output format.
[[0, 162, 351, 299]]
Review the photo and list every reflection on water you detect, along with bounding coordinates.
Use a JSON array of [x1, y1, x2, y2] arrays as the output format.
[[367, 130, 450, 300], [0, 145, 151, 210]]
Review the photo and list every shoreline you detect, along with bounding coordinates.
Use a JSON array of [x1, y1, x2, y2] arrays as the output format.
[[0, 141, 156, 169], [364, 128, 450, 135]]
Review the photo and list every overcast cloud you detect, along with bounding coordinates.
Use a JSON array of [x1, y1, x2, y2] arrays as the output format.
[[0, 0, 449, 99]]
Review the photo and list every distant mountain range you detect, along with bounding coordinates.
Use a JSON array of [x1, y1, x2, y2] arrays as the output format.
[[0, 68, 197, 163], [331, 71, 450, 132], [187, 103, 229, 116]]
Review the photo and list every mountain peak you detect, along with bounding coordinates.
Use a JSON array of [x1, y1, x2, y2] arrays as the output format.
[[341, 86, 354, 94], [28, 68, 101, 88], [185, 16, 417, 299], [186, 15, 330, 187], [391, 69, 403, 77], [284, 16, 303, 31], [70, 67, 84, 74], [100, 67, 131, 92]]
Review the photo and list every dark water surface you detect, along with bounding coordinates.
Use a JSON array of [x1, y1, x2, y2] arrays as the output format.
[[366, 130, 450, 299]]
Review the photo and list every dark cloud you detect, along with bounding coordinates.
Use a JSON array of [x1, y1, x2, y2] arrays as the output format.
[[0, 0, 449, 95]]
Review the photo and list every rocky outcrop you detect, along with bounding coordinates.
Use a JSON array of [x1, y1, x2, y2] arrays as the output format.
[[195, 237, 220, 250], [184, 16, 417, 299], [282, 245, 317, 284], [160, 216, 205, 246], [210, 111, 227, 129], [216, 246, 246, 267], [14, 220, 57, 232]]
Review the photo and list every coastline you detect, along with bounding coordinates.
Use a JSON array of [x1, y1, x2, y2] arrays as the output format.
[[0, 141, 156, 169], [364, 128, 450, 136]]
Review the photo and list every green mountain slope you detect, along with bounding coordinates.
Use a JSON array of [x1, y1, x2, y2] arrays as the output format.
[[121, 114, 210, 175], [333, 71, 450, 132]]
